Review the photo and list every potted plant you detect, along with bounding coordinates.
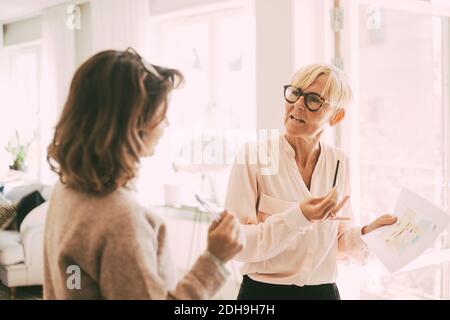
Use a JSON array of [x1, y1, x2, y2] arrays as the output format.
[[5, 131, 32, 172]]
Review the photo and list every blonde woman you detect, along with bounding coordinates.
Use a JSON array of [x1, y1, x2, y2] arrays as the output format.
[[225, 64, 397, 300], [44, 48, 243, 299]]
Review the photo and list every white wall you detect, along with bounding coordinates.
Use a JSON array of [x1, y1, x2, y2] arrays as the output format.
[[75, 2, 92, 67], [253, 0, 335, 135], [293, 0, 334, 68], [150, 0, 228, 15], [254, 0, 293, 131]]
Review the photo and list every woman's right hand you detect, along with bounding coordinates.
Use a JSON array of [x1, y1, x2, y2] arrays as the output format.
[[207, 211, 244, 263], [300, 187, 350, 222]]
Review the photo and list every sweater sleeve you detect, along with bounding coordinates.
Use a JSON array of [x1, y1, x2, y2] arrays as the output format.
[[98, 211, 227, 300], [225, 144, 313, 263]]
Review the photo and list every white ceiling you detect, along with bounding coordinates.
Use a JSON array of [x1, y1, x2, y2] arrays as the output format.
[[0, 0, 70, 23]]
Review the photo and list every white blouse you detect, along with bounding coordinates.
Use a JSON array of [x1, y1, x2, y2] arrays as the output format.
[[225, 133, 368, 286]]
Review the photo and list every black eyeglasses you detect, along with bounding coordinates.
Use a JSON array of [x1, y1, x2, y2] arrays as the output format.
[[283, 85, 329, 112]]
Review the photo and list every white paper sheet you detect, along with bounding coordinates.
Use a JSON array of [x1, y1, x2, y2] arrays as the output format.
[[362, 187, 450, 273]]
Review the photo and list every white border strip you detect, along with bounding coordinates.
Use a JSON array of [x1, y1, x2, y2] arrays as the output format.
[[149, 0, 243, 21], [359, 0, 450, 17]]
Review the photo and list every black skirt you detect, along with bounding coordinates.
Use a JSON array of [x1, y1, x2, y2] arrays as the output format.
[[237, 275, 341, 300]]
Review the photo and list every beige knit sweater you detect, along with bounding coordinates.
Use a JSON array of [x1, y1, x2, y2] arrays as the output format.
[[43, 182, 226, 299]]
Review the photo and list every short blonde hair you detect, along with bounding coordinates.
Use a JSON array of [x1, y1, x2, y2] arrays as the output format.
[[290, 63, 353, 109]]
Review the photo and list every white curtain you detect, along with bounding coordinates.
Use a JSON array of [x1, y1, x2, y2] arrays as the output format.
[[39, 4, 76, 183], [0, 48, 12, 176], [90, 0, 150, 55]]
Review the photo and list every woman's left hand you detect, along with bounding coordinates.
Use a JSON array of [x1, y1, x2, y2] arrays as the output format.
[[361, 214, 398, 235]]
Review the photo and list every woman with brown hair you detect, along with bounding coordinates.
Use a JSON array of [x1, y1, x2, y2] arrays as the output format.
[[44, 48, 243, 299]]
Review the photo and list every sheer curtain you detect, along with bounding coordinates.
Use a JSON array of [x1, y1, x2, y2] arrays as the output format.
[[90, 0, 150, 54], [39, 4, 76, 183], [0, 48, 12, 177]]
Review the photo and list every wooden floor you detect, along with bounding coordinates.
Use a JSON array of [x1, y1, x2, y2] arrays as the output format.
[[0, 282, 42, 300]]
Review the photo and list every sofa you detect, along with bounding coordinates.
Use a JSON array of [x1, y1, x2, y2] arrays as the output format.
[[0, 183, 51, 298]]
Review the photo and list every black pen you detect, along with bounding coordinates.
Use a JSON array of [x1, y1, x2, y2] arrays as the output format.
[[330, 160, 351, 221], [332, 160, 340, 188]]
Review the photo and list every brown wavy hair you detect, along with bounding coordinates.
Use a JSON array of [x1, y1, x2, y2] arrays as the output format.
[[48, 48, 183, 196]]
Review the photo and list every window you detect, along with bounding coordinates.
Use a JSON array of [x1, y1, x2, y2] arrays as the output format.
[[340, 0, 450, 299], [1, 44, 41, 179], [138, 7, 255, 207]]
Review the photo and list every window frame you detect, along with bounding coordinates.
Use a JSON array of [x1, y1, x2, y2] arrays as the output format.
[[152, 6, 256, 129], [3, 40, 42, 180], [339, 0, 450, 299]]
